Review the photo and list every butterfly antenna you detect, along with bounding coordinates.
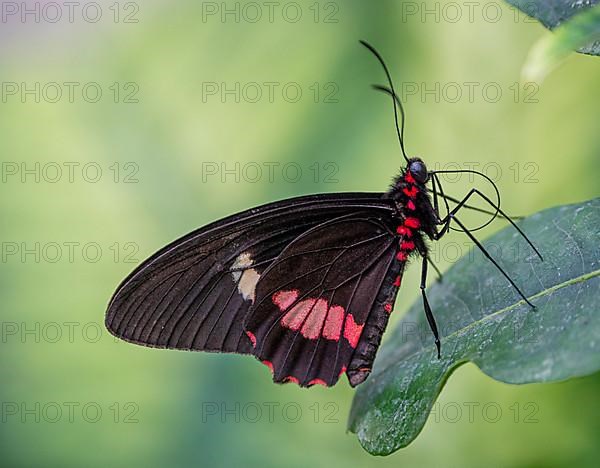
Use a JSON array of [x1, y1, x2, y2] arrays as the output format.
[[432, 169, 543, 260], [431, 169, 501, 232], [360, 40, 409, 163], [427, 188, 525, 220]]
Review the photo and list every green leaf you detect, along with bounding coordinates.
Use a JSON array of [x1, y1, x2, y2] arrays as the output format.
[[348, 198, 600, 456], [522, 4, 600, 82], [506, 0, 600, 56]]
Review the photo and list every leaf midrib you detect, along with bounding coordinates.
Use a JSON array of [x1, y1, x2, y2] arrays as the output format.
[[371, 267, 600, 379]]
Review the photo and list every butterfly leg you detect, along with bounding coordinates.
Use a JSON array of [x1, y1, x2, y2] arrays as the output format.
[[434, 188, 542, 261], [429, 189, 524, 221], [450, 214, 536, 308], [427, 257, 443, 282], [420, 254, 441, 358]]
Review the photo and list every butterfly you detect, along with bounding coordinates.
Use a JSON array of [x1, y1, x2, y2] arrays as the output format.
[[105, 41, 542, 388]]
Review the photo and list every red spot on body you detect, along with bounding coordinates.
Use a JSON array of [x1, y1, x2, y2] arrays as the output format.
[[396, 226, 413, 237], [323, 305, 345, 341], [396, 251, 408, 261], [401, 241, 415, 251], [403, 186, 419, 198], [384, 303, 392, 313], [284, 376, 300, 384], [309, 378, 328, 387], [272, 290, 299, 311], [245, 330, 256, 348], [404, 217, 421, 229], [262, 360, 274, 375], [407, 200, 416, 210], [404, 171, 415, 184], [339, 366, 347, 377], [343, 314, 364, 348], [393, 275, 402, 287]]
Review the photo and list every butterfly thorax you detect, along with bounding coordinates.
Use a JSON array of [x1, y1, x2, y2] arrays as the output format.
[[384, 164, 438, 255]]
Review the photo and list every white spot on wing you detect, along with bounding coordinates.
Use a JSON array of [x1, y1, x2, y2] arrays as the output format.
[[231, 252, 260, 303], [238, 269, 260, 302]]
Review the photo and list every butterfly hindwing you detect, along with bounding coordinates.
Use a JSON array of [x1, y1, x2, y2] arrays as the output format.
[[105, 193, 394, 354], [245, 214, 399, 387], [344, 246, 406, 386]]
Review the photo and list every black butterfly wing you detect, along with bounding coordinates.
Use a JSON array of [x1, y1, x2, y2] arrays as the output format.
[[105, 193, 395, 355], [245, 212, 406, 387]]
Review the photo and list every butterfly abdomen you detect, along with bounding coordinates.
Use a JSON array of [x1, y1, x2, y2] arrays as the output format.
[[346, 174, 433, 386]]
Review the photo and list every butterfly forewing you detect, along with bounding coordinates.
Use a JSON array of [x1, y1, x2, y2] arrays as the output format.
[[245, 215, 399, 387], [105, 193, 395, 355]]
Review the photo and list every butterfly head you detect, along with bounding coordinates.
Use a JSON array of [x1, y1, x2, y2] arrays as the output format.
[[407, 157, 428, 184]]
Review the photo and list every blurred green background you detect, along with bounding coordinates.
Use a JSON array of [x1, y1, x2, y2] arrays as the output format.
[[1, 1, 599, 467]]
